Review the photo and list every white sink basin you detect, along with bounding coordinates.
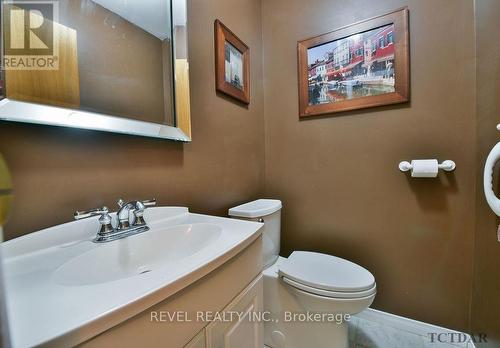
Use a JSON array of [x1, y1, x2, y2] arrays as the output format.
[[53, 223, 222, 286], [1, 207, 262, 348]]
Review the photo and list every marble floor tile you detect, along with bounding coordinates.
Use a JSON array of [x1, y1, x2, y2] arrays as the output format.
[[355, 317, 424, 348], [348, 315, 359, 346]]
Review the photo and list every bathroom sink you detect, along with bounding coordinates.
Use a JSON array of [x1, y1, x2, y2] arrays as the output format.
[[1, 207, 263, 348], [53, 223, 222, 286]]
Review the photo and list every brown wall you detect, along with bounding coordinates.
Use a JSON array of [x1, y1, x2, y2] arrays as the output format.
[[262, 0, 476, 331], [0, 0, 265, 240], [471, 0, 500, 346]]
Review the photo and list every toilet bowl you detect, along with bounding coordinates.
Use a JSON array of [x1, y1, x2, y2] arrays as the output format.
[[229, 200, 376, 348]]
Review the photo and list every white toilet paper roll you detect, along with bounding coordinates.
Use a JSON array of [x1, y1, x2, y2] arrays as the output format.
[[410, 159, 439, 177]]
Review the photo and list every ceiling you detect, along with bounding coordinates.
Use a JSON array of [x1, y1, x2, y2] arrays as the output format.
[[92, 0, 172, 40]]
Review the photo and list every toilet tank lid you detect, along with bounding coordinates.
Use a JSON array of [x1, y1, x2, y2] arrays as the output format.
[[229, 199, 282, 218]]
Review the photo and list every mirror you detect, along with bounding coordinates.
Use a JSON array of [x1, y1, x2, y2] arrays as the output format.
[[0, 0, 191, 141]]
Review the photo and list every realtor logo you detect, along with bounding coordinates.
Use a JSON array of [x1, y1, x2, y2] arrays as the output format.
[[2, 0, 59, 70]]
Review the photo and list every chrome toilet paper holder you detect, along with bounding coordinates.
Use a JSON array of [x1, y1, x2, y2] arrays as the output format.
[[399, 160, 456, 173]]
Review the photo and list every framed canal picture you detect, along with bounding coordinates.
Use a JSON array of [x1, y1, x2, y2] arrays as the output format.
[[297, 7, 409, 117], [214, 20, 250, 104]]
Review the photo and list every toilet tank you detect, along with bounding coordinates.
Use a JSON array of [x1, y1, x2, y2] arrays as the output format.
[[229, 199, 282, 268]]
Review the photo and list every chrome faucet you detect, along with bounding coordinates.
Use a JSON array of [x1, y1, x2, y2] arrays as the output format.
[[74, 198, 157, 243]]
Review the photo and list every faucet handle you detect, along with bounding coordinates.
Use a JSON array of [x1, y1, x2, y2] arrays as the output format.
[[132, 199, 156, 226], [74, 206, 115, 236], [74, 206, 109, 220], [141, 198, 157, 207], [116, 198, 156, 208]]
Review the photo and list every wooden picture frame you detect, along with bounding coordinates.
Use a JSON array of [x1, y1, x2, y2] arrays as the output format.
[[297, 7, 409, 117], [214, 20, 250, 104]]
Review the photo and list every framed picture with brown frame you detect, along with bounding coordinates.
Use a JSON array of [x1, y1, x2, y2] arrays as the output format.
[[297, 7, 409, 117], [214, 19, 250, 104]]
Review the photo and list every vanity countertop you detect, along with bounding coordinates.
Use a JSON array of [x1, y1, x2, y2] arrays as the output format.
[[1, 207, 263, 348]]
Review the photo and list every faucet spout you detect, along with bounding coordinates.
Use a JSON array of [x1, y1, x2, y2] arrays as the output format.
[[116, 200, 146, 230]]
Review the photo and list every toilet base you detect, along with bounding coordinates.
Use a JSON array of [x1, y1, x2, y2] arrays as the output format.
[[265, 317, 348, 348], [263, 257, 373, 348]]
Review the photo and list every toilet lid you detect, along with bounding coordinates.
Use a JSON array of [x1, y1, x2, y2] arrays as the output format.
[[282, 276, 376, 299], [278, 251, 375, 293]]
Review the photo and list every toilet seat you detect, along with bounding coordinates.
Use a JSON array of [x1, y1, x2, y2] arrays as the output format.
[[278, 251, 376, 298], [282, 276, 376, 299]]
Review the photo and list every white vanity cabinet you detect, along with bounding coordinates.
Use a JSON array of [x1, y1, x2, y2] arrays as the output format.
[[185, 330, 206, 348], [185, 275, 263, 348], [3, 206, 265, 347], [204, 275, 263, 348], [79, 237, 263, 348]]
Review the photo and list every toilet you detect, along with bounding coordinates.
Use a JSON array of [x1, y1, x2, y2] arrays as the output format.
[[229, 199, 376, 348]]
